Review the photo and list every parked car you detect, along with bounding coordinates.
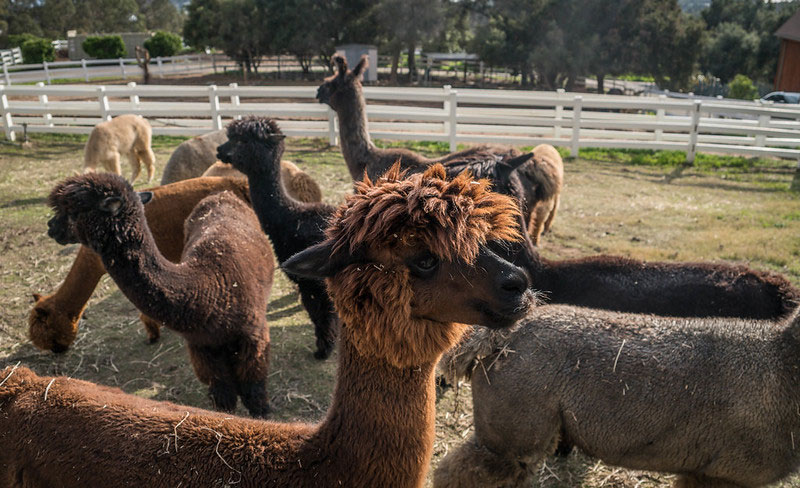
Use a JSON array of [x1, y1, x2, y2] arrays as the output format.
[[761, 91, 800, 104]]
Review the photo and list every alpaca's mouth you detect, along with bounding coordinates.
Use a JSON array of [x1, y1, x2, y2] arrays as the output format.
[[47, 215, 77, 245], [476, 290, 535, 329]]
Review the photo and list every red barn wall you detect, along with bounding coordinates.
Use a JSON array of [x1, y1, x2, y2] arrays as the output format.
[[775, 39, 800, 92]]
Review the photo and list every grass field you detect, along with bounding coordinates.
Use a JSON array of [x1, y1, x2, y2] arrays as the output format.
[[1, 134, 799, 487]]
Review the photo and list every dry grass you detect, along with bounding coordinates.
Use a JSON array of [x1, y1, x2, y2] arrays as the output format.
[[1, 133, 799, 487]]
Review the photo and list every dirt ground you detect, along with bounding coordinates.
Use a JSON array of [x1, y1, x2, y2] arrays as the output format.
[[1, 134, 799, 487]]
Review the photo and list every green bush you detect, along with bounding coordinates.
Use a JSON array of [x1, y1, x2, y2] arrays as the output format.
[[20, 37, 55, 64], [143, 31, 182, 58], [82, 35, 126, 59], [728, 74, 759, 100], [8, 33, 39, 48]]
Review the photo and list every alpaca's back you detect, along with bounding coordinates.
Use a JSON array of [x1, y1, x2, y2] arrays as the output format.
[[464, 305, 797, 487], [83, 115, 154, 182], [529, 144, 563, 203], [161, 130, 228, 184]]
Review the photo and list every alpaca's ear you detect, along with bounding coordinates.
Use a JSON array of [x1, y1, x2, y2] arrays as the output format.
[[334, 55, 347, 75], [138, 191, 154, 205], [99, 196, 123, 215], [353, 55, 368, 79], [282, 242, 364, 279], [32, 293, 42, 303], [495, 152, 534, 181], [268, 134, 287, 141]]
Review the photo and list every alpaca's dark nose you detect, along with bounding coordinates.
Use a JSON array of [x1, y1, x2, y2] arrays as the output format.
[[499, 266, 528, 295]]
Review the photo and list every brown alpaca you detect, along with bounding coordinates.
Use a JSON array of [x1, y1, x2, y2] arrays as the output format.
[[202, 160, 323, 203], [83, 114, 156, 183], [523, 144, 564, 244], [46, 173, 274, 417], [435, 305, 800, 488], [29, 176, 251, 353], [0, 164, 533, 488], [316, 55, 560, 236]]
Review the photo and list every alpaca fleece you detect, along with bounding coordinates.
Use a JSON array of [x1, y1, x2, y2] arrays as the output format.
[[83, 114, 156, 183], [47, 174, 274, 417], [0, 164, 531, 488], [29, 176, 251, 352], [160, 130, 228, 184], [436, 305, 800, 488]]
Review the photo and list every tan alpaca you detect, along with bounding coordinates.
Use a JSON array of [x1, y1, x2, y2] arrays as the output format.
[[202, 160, 324, 203], [525, 144, 564, 245], [83, 114, 156, 183]]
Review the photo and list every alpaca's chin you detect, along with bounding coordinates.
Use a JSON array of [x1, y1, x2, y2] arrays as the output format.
[[476, 290, 535, 330]]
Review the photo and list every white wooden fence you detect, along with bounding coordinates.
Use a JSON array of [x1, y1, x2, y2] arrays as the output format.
[[0, 47, 23, 67], [2, 83, 800, 164]]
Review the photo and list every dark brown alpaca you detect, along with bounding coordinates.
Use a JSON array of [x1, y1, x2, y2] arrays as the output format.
[[0, 164, 532, 488], [28, 176, 251, 353], [316, 54, 558, 232], [46, 173, 274, 417], [436, 304, 800, 488]]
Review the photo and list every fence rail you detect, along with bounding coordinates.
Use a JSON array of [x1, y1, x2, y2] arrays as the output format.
[[2, 83, 800, 163]]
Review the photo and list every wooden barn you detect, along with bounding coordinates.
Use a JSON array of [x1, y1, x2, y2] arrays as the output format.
[[775, 9, 800, 92]]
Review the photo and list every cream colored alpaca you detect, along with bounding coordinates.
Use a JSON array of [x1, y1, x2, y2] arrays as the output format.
[[202, 160, 324, 203], [526, 144, 564, 245], [83, 114, 156, 183]]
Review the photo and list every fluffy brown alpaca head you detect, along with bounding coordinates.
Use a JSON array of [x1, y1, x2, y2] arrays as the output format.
[[216, 116, 286, 176], [284, 164, 533, 368], [47, 173, 153, 255], [316, 54, 367, 111], [28, 293, 82, 353]]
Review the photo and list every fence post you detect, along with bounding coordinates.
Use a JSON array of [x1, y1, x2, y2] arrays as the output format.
[[229, 82, 241, 120], [127, 81, 139, 109], [157, 56, 164, 78], [36, 82, 53, 126], [655, 94, 666, 142], [755, 112, 769, 148], [208, 84, 221, 130], [448, 87, 458, 152], [211, 52, 217, 74], [119, 58, 126, 80], [554, 88, 565, 139], [3, 63, 10, 86], [0, 86, 16, 141], [97, 86, 111, 121], [43, 61, 51, 84], [570, 96, 582, 158], [791, 160, 800, 192], [81, 59, 89, 82], [327, 106, 338, 146], [686, 100, 702, 165]]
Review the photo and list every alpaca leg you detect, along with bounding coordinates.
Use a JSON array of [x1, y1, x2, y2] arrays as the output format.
[[187, 345, 238, 412], [135, 146, 156, 183], [234, 337, 271, 418], [299, 279, 338, 360], [542, 196, 559, 234], [138, 313, 161, 344], [237, 379, 270, 419], [104, 152, 122, 176], [433, 434, 536, 488], [129, 152, 142, 182], [527, 203, 550, 246]]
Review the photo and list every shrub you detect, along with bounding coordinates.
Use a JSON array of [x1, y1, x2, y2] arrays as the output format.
[[143, 31, 182, 58], [82, 35, 126, 59], [8, 33, 39, 48], [728, 74, 759, 101], [21, 37, 55, 64]]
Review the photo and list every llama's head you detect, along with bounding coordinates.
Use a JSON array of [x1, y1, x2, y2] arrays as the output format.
[[28, 293, 82, 353], [283, 164, 534, 368], [316, 54, 367, 111], [47, 173, 153, 255], [217, 116, 285, 176]]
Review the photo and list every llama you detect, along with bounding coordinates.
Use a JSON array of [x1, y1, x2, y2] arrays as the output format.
[[29, 176, 251, 353], [316, 54, 562, 235], [435, 304, 800, 488], [46, 173, 274, 417], [217, 117, 340, 359], [0, 163, 533, 488], [202, 160, 324, 203], [160, 130, 228, 185], [83, 114, 156, 183]]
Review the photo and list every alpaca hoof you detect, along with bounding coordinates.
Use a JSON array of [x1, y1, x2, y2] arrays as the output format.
[[313, 348, 332, 360], [248, 404, 271, 419], [147, 336, 159, 345]]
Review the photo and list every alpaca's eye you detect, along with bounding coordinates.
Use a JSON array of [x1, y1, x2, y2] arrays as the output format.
[[408, 253, 439, 277]]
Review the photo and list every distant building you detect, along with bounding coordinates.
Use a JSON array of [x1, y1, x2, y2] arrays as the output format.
[[335, 44, 377, 82], [775, 9, 800, 92]]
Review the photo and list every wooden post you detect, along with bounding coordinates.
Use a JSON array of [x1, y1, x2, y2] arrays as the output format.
[[554, 88, 565, 139], [655, 94, 666, 142], [43, 61, 51, 84], [686, 100, 702, 165], [119, 58, 126, 80], [36, 82, 53, 126], [127, 81, 139, 109], [570, 96, 582, 158], [229, 82, 241, 120], [0, 86, 16, 141], [81, 59, 89, 82], [157, 56, 164, 78], [755, 112, 769, 148], [208, 84, 221, 130], [97, 86, 111, 121], [327, 106, 337, 146], [448, 87, 458, 152], [212, 52, 217, 74], [791, 160, 800, 192], [2, 63, 10, 85]]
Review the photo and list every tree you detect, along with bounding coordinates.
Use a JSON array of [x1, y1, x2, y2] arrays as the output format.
[[144, 30, 182, 57], [136, 0, 184, 32], [701, 22, 759, 83], [728, 73, 758, 100], [183, 0, 221, 50]]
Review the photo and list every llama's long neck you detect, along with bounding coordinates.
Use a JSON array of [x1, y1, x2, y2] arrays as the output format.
[[334, 89, 378, 180], [93, 209, 195, 329], [306, 326, 438, 487]]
